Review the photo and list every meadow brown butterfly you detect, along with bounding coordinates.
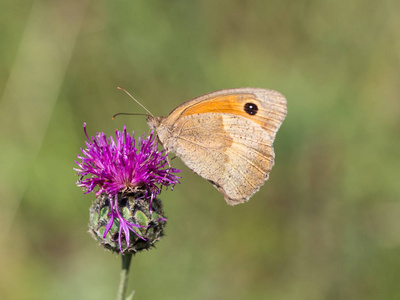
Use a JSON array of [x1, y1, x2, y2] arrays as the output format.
[[145, 88, 287, 205]]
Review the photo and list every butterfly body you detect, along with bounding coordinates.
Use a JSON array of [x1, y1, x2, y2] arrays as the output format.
[[147, 88, 287, 205]]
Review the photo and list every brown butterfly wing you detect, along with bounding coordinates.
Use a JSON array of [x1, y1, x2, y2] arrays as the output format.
[[151, 88, 287, 205]]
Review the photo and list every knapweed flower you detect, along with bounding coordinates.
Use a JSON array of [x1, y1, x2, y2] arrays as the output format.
[[75, 123, 180, 253]]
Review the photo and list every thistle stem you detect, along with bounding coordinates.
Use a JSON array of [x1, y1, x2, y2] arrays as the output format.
[[116, 253, 133, 300]]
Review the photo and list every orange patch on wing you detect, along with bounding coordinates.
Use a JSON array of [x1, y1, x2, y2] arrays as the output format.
[[179, 94, 268, 128]]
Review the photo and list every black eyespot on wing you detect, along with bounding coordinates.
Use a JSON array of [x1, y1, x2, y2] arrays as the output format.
[[244, 102, 258, 115]]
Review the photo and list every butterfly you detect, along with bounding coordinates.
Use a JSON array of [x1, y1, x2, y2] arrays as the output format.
[[145, 88, 287, 205]]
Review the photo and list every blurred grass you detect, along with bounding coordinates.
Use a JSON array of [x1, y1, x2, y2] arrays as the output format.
[[1, 0, 399, 299]]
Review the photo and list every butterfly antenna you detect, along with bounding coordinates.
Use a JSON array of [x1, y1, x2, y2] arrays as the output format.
[[117, 86, 154, 117], [112, 112, 147, 119]]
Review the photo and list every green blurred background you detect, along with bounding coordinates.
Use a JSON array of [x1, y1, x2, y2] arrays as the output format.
[[1, 0, 399, 299]]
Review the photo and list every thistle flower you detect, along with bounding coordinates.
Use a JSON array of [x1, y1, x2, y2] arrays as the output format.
[[75, 123, 180, 253]]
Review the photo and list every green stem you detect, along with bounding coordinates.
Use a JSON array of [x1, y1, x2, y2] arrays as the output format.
[[116, 253, 133, 300]]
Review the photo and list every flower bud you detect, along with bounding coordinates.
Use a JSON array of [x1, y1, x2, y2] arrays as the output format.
[[89, 191, 167, 254]]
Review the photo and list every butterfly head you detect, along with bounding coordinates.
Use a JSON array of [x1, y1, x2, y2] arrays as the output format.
[[146, 115, 164, 131]]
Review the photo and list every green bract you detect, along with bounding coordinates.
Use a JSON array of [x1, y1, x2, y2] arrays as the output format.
[[89, 192, 167, 254]]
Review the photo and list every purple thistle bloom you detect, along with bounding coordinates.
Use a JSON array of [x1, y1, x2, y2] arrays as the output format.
[[75, 123, 180, 252], [75, 123, 180, 197]]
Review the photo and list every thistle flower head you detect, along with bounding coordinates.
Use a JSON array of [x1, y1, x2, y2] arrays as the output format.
[[75, 123, 180, 253], [75, 123, 180, 198]]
